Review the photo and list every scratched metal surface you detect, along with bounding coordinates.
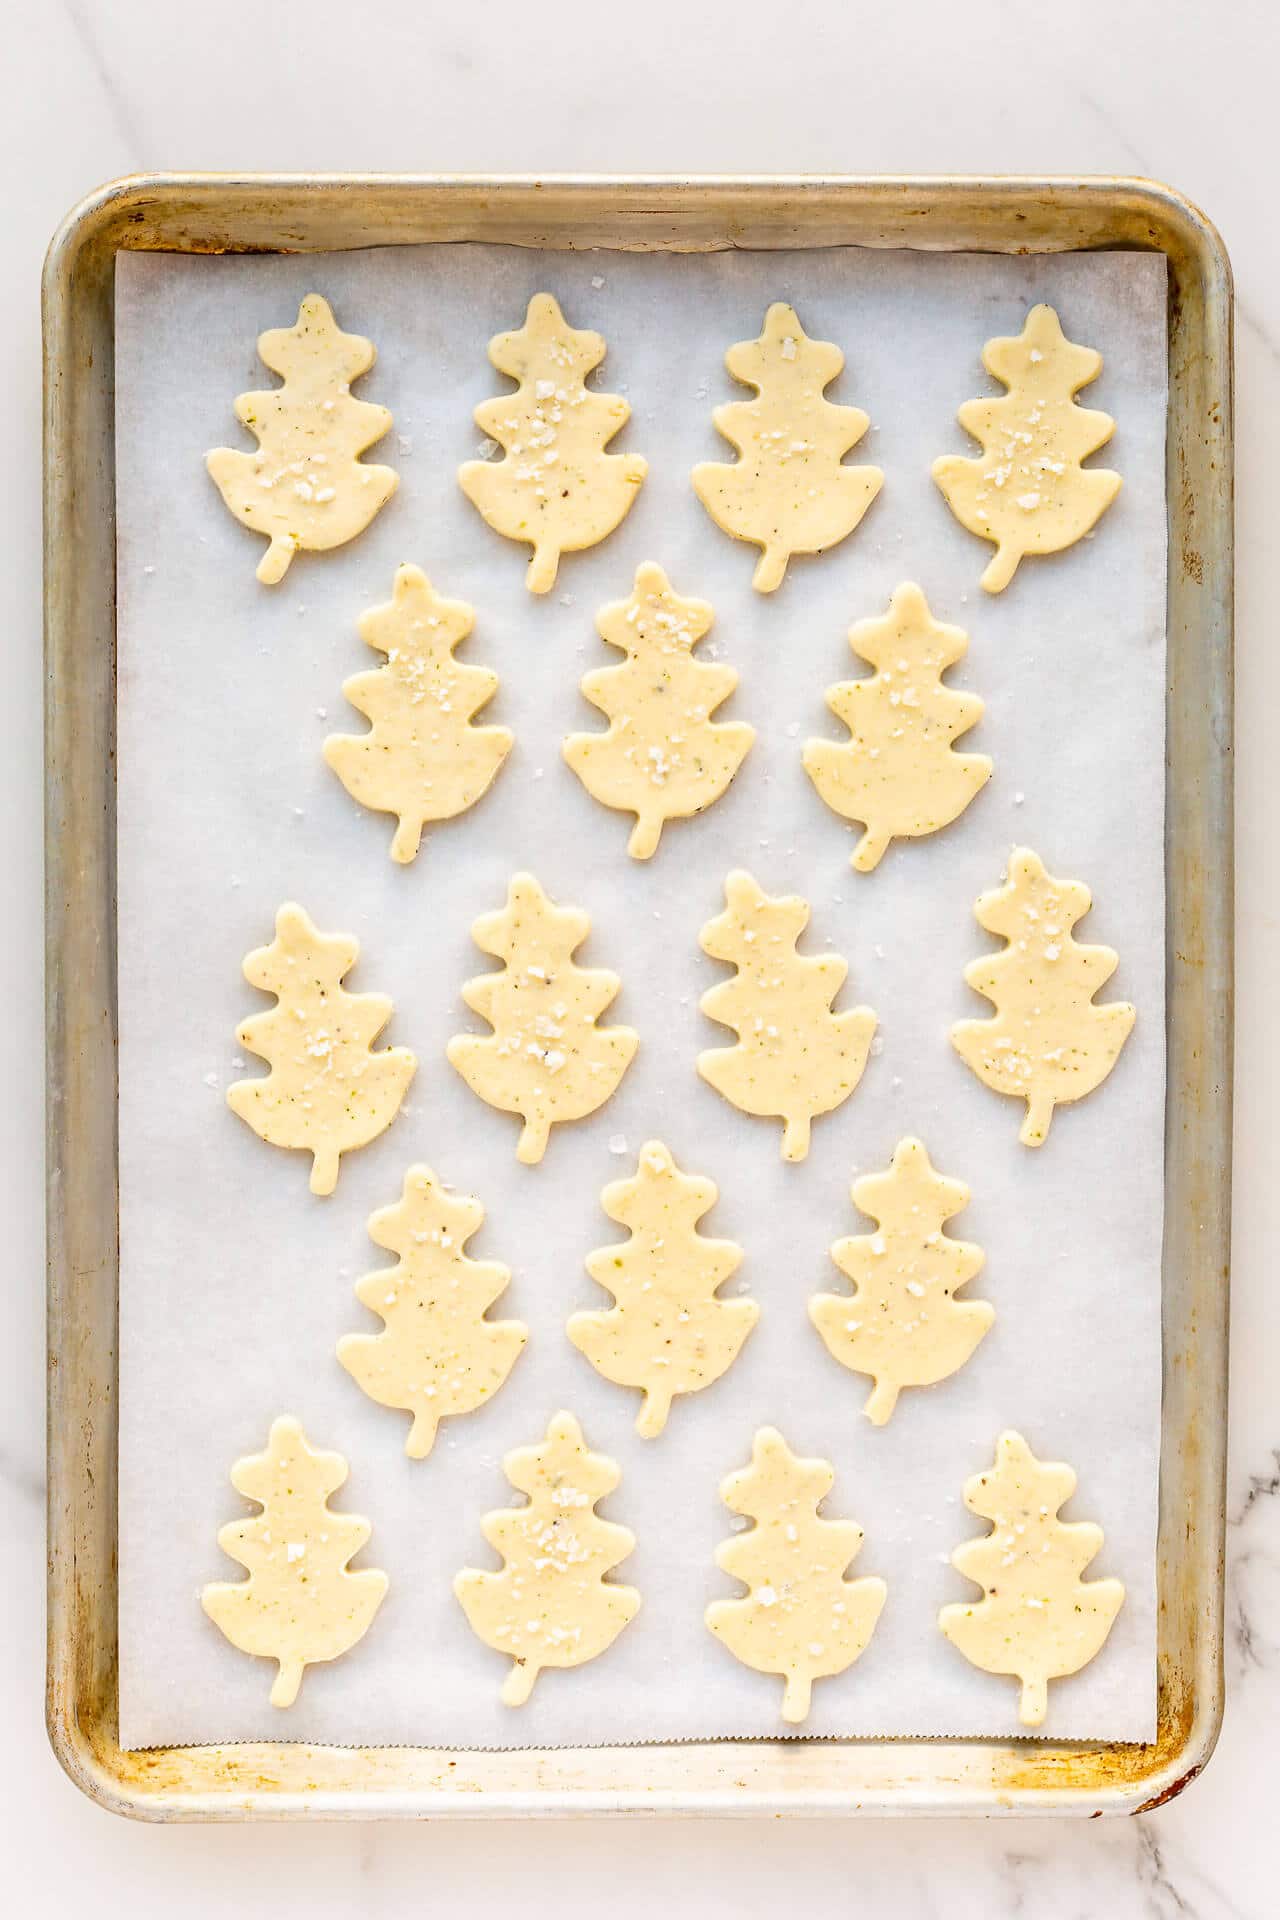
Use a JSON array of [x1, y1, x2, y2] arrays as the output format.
[[43, 174, 1232, 1819]]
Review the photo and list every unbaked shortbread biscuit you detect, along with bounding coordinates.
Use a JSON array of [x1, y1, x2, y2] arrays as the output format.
[[447, 873, 638, 1164], [454, 1410, 641, 1704], [563, 562, 755, 859], [692, 303, 882, 592], [324, 564, 512, 864], [706, 1427, 886, 1724], [951, 848, 1135, 1147], [206, 293, 398, 585], [201, 1416, 388, 1707], [337, 1165, 527, 1458], [939, 1430, 1125, 1726], [567, 1140, 759, 1436], [697, 870, 877, 1161], [809, 1137, 993, 1425], [802, 583, 991, 872], [227, 903, 416, 1195], [932, 304, 1121, 593], [458, 293, 647, 593]]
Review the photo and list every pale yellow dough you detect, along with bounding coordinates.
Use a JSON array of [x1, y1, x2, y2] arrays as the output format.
[[809, 1137, 993, 1425], [455, 1410, 641, 1705], [337, 1164, 527, 1459], [692, 302, 883, 592], [324, 564, 512, 864], [201, 1416, 387, 1707], [706, 1427, 886, 1724], [567, 1140, 759, 1437], [803, 583, 991, 872], [227, 903, 416, 1195], [951, 847, 1135, 1147], [206, 293, 398, 585], [939, 1430, 1125, 1726], [932, 303, 1121, 593], [447, 872, 638, 1164], [698, 870, 877, 1161], [458, 293, 647, 593], [563, 562, 755, 859]]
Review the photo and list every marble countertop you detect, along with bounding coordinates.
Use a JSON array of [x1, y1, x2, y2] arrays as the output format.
[[5, 1, 1274, 1911]]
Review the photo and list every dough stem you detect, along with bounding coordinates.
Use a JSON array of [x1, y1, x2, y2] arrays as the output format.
[[391, 815, 424, 864], [271, 1657, 305, 1708], [635, 1388, 672, 1438], [257, 535, 296, 586], [1019, 1674, 1048, 1727], [310, 1146, 341, 1195], [626, 813, 663, 861], [1019, 1092, 1055, 1149], [852, 828, 890, 873], [863, 1379, 900, 1426], [526, 541, 560, 595], [980, 543, 1020, 595], [781, 1113, 812, 1162], [405, 1409, 438, 1459], [752, 545, 789, 594], [516, 1113, 550, 1165], [781, 1670, 812, 1724], [501, 1660, 538, 1707]]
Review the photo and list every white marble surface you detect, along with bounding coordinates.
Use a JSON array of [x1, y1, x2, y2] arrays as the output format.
[[4, 0, 1274, 1909]]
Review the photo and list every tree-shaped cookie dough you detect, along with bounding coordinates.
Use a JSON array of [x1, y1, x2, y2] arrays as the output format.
[[458, 293, 647, 594], [939, 1429, 1125, 1726], [951, 847, 1135, 1147], [567, 1140, 758, 1437], [324, 564, 512, 864], [809, 1137, 993, 1425], [227, 902, 416, 1194], [563, 562, 755, 860], [932, 304, 1121, 594], [206, 293, 398, 585], [337, 1164, 527, 1459], [454, 1410, 641, 1704], [706, 1427, 886, 1723], [698, 870, 877, 1161], [803, 583, 992, 873], [201, 1416, 387, 1707], [447, 872, 638, 1164], [692, 303, 883, 592]]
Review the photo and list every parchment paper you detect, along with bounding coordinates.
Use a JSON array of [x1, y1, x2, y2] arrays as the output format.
[[115, 242, 1166, 1750]]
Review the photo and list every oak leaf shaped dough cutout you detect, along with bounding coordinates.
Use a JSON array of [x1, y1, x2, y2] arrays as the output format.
[[206, 293, 397, 585], [803, 582, 992, 872], [706, 1427, 886, 1724], [455, 1410, 641, 1705], [951, 848, 1134, 1146], [567, 1140, 759, 1436], [338, 1164, 527, 1459], [939, 1430, 1125, 1727], [932, 303, 1121, 593], [201, 1416, 388, 1707], [324, 564, 512, 864], [697, 870, 878, 1161], [458, 292, 647, 593], [809, 1137, 993, 1425], [692, 302, 883, 592], [563, 562, 755, 859], [447, 872, 638, 1164], [227, 902, 416, 1195]]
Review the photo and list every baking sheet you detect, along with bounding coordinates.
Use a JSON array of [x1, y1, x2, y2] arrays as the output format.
[[114, 242, 1166, 1751]]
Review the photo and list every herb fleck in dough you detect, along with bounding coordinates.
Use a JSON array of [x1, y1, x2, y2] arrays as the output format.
[[951, 847, 1135, 1146], [458, 293, 647, 594], [932, 303, 1121, 593], [809, 1137, 993, 1425], [206, 293, 397, 585], [447, 873, 638, 1164], [567, 1140, 759, 1436], [692, 302, 883, 592], [201, 1416, 387, 1708], [939, 1430, 1125, 1726], [337, 1165, 527, 1459], [455, 1411, 640, 1705], [563, 562, 755, 859], [697, 870, 877, 1161], [706, 1427, 886, 1724], [324, 563, 512, 864], [803, 582, 992, 872], [227, 902, 416, 1195]]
